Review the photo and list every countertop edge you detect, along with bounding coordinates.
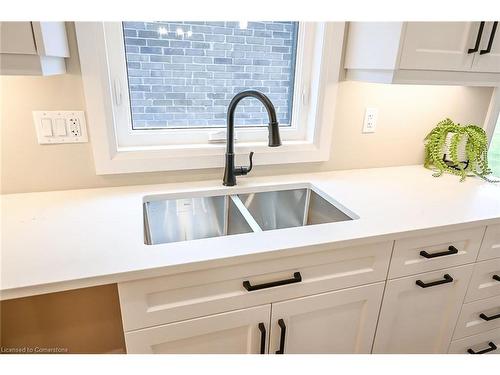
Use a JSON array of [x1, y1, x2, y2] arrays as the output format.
[[3, 216, 499, 301]]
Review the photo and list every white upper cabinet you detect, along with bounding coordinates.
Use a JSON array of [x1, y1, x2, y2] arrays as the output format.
[[471, 22, 500, 73], [0, 22, 69, 76], [0, 22, 37, 55], [399, 22, 477, 71], [344, 21, 500, 86]]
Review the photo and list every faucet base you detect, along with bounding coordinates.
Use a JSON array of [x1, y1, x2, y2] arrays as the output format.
[[222, 153, 237, 186]]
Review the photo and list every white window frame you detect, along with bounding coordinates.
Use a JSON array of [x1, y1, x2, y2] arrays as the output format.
[[485, 87, 500, 144], [76, 22, 345, 174]]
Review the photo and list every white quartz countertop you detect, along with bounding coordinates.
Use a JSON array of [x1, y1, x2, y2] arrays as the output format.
[[2, 165, 500, 300]]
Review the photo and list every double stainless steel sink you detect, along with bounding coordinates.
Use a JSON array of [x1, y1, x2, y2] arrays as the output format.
[[143, 185, 357, 245]]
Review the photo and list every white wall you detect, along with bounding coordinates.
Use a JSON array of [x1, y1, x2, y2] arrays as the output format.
[[0, 23, 494, 194]]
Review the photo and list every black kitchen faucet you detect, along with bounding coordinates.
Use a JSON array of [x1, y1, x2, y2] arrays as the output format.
[[222, 90, 282, 186]]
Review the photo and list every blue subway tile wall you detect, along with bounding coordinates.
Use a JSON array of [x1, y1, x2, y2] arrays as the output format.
[[123, 22, 298, 129]]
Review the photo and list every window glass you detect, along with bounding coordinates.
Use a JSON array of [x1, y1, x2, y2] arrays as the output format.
[[122, 21, 299, 129]]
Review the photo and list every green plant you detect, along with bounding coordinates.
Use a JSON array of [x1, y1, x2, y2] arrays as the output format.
[[424, 118, 496, 182]]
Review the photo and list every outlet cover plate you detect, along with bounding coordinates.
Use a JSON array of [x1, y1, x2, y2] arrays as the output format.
[[362, 107, 378, 133], [33, 111, 88, 144]]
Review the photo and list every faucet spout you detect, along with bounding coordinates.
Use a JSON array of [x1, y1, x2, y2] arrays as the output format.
[[223, 90, 282, 186]]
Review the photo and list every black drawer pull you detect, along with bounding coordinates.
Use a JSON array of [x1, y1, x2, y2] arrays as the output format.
[[275, 319, 286, 354], [493, 274, 500, 282], [479, 311, 500, 321], [258, 323, 266, 354], [467, 341, 497, 354], [416, 274, 454, 288], [468, 21, 485, 53], [480, 21, 498, 55], [420, 246, 458, 259], [243, 272, 302, 291]]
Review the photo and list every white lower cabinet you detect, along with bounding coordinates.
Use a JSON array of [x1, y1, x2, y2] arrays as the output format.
[[449, 327, 500, 354], [453, 295, 500, 339], [124, 282, 385, 354], [372, 264, 474, 353], [269, 283, 385, 354], [120, 224, 500, 354], [124, 305, 271, 354]]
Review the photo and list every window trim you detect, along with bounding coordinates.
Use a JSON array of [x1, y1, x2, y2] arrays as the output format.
[[76, 22, 345, 174], [485, 87, 500, 145]]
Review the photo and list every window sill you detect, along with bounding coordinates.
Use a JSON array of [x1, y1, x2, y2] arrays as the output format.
[[96, 140, 329, 175]]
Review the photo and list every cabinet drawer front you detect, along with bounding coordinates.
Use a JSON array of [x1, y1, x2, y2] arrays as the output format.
[[125, 304, 271, 354], [449, 327, 500, 354], [373, 264, 473, 354], [465, 259, 500, 303], [454, 295, 500, 339], [478, 225, 500, 261], [389, 227, 484, 279], [119, 241, 392, 332]]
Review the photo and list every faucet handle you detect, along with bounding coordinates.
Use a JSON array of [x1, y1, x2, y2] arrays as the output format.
[[235, 151, 254, 176]]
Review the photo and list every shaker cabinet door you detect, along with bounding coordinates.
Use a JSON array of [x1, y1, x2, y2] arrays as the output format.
[[471, 21, 500, 73], [373, 264, 473, 353], [269, 282, 384, 354], [399, 22, 477, 71], [125, 304, 271, 354]]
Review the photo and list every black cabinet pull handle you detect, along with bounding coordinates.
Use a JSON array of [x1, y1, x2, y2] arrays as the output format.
[[468, 22, 485, 53], [416, 274, 454, 288], [420, 246, 458, 259], [467, 341, 497, 354], [258, 323, 266, 354], [243, 272, 302, 292], [479, 311, 500, 321], [480, 22, 498, 55], [275, 319, 286, 354], [493, 274, 500, 282]]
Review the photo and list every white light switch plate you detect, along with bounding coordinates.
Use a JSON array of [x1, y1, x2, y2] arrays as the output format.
[[33, 111, 88, 144], [362, 107, 378, 133]]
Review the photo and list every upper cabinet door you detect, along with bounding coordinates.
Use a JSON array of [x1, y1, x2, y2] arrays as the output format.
[[399, 22, 477, 71], [472, 22, 500, 73], [0, 22, 37, 55], [373, 264, 473, 354], [124, 304, 271, 354], [269, 282, 385, 354]]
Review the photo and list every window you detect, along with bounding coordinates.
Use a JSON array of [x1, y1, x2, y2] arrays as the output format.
[[488, 113, 500, 177], [122, 22, 299, 130], [75, 22, 344, 174]]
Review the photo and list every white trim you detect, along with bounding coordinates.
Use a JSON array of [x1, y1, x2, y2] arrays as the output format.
[[484, 87, 500, 144], [76, 22, 344, 175]]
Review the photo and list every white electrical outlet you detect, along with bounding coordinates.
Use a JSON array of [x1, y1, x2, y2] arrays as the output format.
[[362, 107, 378, 133], [33, 111, 88, 144], [68, 117, 82, 137]]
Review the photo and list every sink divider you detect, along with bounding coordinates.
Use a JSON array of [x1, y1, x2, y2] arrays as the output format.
[[302, 188, 312, 226], [143, 202, 152, 245], [229, 195, 263, 233]]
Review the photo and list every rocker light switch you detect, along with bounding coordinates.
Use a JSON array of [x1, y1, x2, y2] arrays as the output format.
[[40, 118, 53, 137], [54, 118, 67, 136]]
